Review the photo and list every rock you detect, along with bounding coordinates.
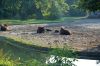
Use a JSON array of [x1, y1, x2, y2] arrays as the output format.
[[54, 30, 59, 33], [60, 26, 70, 35], [37, 27, 45, 33], [0, 24, 8, 31], [45, 29, 52, 32]]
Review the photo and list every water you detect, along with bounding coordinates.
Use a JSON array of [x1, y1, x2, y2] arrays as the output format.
[[73, 59, 100, 66], [46, 55, 100, 66]]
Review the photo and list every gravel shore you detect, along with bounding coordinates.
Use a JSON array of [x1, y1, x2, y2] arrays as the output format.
[[0, 19, 100, 52]]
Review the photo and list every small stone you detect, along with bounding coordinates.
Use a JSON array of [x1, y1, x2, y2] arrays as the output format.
[[54, 30, 59, 33], [45, 29, 52, 32]]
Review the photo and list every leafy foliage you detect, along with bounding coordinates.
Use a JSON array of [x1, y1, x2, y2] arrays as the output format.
[[65, 0, 86, 16], [47, 46, 77, 66], [78, 0, 100, 12], [0, 0, 69, 19], [35, 0, 69, 19]]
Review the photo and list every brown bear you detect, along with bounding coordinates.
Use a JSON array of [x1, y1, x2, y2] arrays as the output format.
[[37, 27, 45, 33], [60, 26, 70, 35], [0, 24, 8, 31]]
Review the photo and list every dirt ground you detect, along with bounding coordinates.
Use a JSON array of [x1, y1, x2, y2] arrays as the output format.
[[0, 19, 100, 52]]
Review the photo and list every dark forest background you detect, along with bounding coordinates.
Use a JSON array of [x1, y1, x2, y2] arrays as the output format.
[[0, 0, 99, 19]]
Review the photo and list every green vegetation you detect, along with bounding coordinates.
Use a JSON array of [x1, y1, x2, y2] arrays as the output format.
[[1, 0, 99, 65], [0, 19, 61, 25], [0, 0, 68, 19], [48, 47, 77, 66], [78, 0, 100, 12], [77, 0, 100, 18], [66, 0, 86, 17], [0, 17, 82, 25], [0, 0, 88, 20], [0, 49, 46, 66], [0, 0, 99, 20], [0, 49, 17, 66], [0, 36, 77, 66], [0, 36, 47, 66]]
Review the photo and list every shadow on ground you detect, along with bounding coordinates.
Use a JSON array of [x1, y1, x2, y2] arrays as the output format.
[[77, 45, 100, 60], [0, 36, 50, 63]]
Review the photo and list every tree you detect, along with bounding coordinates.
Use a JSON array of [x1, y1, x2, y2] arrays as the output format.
[[0, 0, 22, 18], [78, 0, 100, 12], [35, 0, 69, 19], [77, 0, 100, 18], [19, 0, 43, 19], [65, 0, 86, 17], [0, 0, 69, 19]]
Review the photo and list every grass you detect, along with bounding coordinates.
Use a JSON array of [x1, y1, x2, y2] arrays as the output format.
[[0, 49, 46, 66], [0, 17, 82, 25], [3, 35, 51, 52], [0, 36, 48, 66], [0, 49, 17, 66], [0, 35, 77, 66]]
